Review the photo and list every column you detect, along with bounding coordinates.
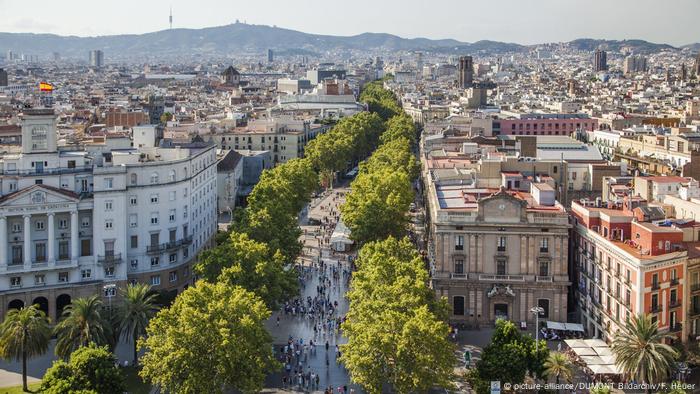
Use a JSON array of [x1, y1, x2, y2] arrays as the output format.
[[70, 211, 79, 260], [0, 216, 7, 267], [23, 214, 31, 266], [47, 213, 55, 264]]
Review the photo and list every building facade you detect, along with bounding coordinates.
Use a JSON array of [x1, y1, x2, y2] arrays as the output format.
[[427, 181, 570, 325], [0, 109, 217, 321]]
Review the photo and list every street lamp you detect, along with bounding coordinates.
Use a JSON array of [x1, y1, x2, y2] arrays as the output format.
[[530, 306, 545, 352]]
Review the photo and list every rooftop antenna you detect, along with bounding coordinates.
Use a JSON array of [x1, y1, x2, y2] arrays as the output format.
[[169, 6, 173, 30]]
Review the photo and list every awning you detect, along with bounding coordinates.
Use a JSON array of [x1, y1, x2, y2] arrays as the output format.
[[564, 339, 588, 348], [571, 347, 597, 356], [584, 339, 608, 348], [588, 364, 619, 375], [546, 321, 566, 330], [565, 323, 585, 332], [594, 347, 613, 357]]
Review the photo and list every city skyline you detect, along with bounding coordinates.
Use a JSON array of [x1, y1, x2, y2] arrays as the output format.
[[0, 0, 699, 46]]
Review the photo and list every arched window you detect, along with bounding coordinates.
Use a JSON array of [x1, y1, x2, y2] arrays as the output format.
[[168, 170, 176, 182], [150, 172, 159, 184], [130, 173, 137, 185]]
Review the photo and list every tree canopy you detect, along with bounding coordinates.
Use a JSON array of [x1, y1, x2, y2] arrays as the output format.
[[195, 231, 298, 309], [139, 282, 278, 394], [41, 344, 125, 394]]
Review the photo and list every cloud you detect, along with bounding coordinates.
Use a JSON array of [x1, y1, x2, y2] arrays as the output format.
[[1, 17, 60, 34]]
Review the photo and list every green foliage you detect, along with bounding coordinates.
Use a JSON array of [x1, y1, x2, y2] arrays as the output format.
[[341, 237, 454, 393], [53, 295, 111, 360], [381, 114, 417, 146], [360, 81, 402, 121], [233, 206, 302, 264], [160, 112, 173, 124], [472, 319, 549, 394], [0, 305, 52, 391], [40, 344, 125, 394], [139, 282, 278, 394], [612, 313, 678, 385], [118, 283, 159, 366], [362, 137, 419, 181], [341, 167, 413, 244], [247, 158, 318, 217], [543, 352, 573, 383], [195, 231, 298, 309]]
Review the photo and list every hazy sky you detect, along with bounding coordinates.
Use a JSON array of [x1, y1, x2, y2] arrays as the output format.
[[1, 0, 698, 46]]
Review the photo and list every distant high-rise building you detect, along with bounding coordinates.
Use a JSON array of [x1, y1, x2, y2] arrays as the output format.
[[52, 52, 60, 61], [169, 6, 173, 29], [458, 55, 473, 88], [694, 51, 700, 76], [89, 50, 104, 68], [5, 50, 14, 61], [567, 79, 577, 96], [0, 68, 7, 87], [415, 51, 423, 78], [680, 63, 688, 81], [267, 49, 274, 63], [623, 54, 648, 75], [593, 49, 608, 72]]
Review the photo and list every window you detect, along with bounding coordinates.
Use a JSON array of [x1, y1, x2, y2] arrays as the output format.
[[104, 178, 113, 189], [497, 259, 507, 275], [540, 238, 549, 253], [58, 272, 69, 283], [651, 293, 659, 309], [455, 235, 464, 251], [498, 236, 506, 252], [183, 247, 189, 258], [453, 296, 465, 316], [537, 299, 550, 318], [183, 188, 188, 197], [105, 220, 113, 230], [168, 170, 176, 182], [10, 277, 21, 287], [150, 275, 161, 286], [151, 257, 160, 267], [183, 266, 190, 277], [150, 194, 159, 204], [455, 259, 464, 274], [58, 241, 69, 260], [130, 173, 137, 185], [11, 223, 21, 233], [169, 209, 176, 222], [81, 239, 91, 257], [183, 205, 188, 218], [35, 274, 45, 285], [671, 289, 677, 304], [652, 273, 659, 288], [81, 269, 92, 279], [169, 271, 178, 282], [11, 246, 22, 264], [130, 195, 137, 206], [104, 266, 115, 278], [81, 217, 90, 228], [150, 172, 159, 184], [36, 221, 45, 231], [58, 219, 68, 229], [539, 261, 549, 277], [35, 243, 46, 262], [169, 191, 176, 201], [104, 200, 113, 211], [169, 253, 177, 264], [130, 235, 138, 249], [150, 213, 159, 225], [129, 214, 138, 228], [130, 259, 138, 269]]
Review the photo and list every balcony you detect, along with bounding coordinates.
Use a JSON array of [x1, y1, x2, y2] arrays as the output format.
[[670, 323, 682, 333], [147, 244, 165, 255], [536, 276, 553, 282], [669, 299, 682, 309], [670, 278, 679, 286], [497, 246, 506, 252], [690, 307, 700, 317], [479, 274, 525, 282], [181, 235, 193, 245], [98, 253, 122, 265], [455, 245, 464, 251], [649, 304, 662, 313], [450, 273, 467, 279], [693, 283, 700, 293], [165, 241, 179, 251], [651, 282, 660, 291], [539, 247, 549, 254]]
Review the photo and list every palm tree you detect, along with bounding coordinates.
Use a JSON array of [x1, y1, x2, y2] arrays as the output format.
[[54, 295, 110, 359], [543, 351, 573, 385], [612, 314, 678, 389], [119, 283, 159, 366], [0, 305, 52, 392]]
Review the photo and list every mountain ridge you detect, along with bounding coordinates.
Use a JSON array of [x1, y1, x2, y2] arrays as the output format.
[[0, 23, 695, 60]]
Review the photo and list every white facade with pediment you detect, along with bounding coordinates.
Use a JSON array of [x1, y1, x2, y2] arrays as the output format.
[[0, 109, 218, 321]]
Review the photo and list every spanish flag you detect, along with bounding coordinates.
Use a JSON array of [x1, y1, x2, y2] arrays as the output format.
[[39, 82, 54, 92]]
